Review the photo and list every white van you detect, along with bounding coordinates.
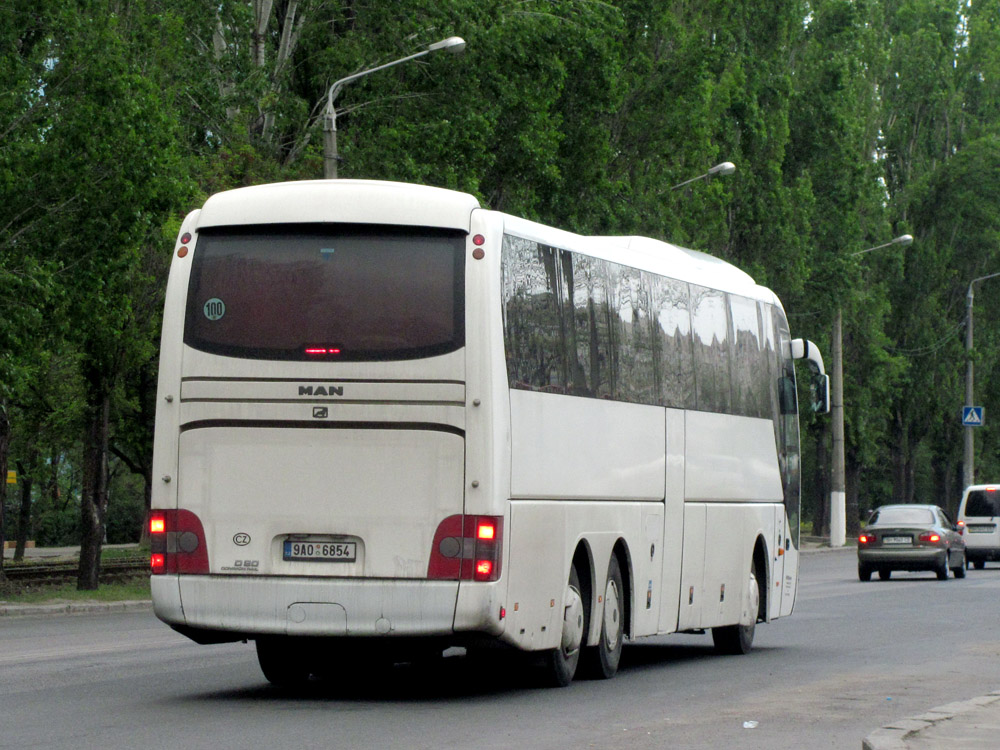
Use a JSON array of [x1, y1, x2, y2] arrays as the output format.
[[957, 484, 1000, 569]]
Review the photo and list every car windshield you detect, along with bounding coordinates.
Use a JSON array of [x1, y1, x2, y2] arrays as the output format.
[[872, 507, 935, 526], [965, 490, 1000, 518]]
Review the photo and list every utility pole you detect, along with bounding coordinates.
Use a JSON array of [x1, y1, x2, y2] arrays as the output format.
[[830, 234, 912, 546], [964, 272, 1000, 488]]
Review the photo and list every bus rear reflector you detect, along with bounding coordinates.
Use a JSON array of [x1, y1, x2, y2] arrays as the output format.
[[149, 509, 209, 575], [428, 514, 503, 582]]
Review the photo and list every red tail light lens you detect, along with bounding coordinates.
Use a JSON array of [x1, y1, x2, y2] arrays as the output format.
[[859, 534, 872, 544], [149, 509, 209, 575], [918, 532, 941, 543], [428, 514, 503, 582]]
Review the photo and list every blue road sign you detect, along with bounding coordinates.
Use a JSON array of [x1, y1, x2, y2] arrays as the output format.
[[963, 406, 985, 427]]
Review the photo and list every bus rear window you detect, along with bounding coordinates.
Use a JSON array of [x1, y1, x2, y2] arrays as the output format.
[[184, 225, 465, 361]]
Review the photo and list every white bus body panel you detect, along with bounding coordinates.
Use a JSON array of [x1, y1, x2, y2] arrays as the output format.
[[684, 412, 782, 503], [509, 390, 665, 501], [176, 426, 464, 578], [196, 179, 479, 231]]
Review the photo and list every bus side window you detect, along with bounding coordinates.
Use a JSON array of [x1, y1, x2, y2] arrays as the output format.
[[778, 375, 797, 415]]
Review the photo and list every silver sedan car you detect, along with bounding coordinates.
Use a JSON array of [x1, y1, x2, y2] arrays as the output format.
[[858, 504, 966, 581]]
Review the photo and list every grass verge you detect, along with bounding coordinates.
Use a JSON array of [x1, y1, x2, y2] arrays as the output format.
[[0, 576, 151, 605]]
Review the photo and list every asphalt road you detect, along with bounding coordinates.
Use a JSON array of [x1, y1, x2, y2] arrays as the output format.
[[3, 548, 1000, 750]]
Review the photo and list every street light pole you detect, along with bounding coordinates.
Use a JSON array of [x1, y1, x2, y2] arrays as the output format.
[[323, 36, 466, 179], [670, 161, 736, 190], [964, 272, 1000, 488], [830, 234, 913, 547]]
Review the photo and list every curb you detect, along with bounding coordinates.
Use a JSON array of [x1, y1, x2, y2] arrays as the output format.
[[0, 600, 152, 618], [862, 690, 1000, 749]]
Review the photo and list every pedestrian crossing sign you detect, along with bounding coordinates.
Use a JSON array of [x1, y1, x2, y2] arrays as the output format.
[[963, 406, 985, 427]]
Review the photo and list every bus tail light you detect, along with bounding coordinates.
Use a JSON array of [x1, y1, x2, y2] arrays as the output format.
[[149, 509, 209, 575], [428, 514, 504, 582]]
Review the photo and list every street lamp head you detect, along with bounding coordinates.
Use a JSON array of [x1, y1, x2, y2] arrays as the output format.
[[708, 161, 736, 177], [670, 160, 736, 190], [893, 234, 914, 246], [428, 36, 466, 54]]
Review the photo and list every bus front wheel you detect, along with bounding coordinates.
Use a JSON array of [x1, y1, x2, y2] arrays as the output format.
[[545, 563, 585, 687], [712, 559, 759, 655]]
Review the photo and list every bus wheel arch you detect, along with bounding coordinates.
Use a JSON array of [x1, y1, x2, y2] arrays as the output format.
[[752, 535, 769, 624]]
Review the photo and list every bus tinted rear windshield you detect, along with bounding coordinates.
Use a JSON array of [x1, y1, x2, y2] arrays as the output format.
[[184, 225, 466, 361]]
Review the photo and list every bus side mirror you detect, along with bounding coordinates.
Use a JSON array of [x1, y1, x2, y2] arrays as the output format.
[[812, 373, 830, 414]]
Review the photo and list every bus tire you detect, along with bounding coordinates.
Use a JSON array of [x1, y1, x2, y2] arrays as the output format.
[[256, 637, 311, 687], [544, 563, 585, 687], [582, 554, 624, 679], [712, 560, 759, 655]]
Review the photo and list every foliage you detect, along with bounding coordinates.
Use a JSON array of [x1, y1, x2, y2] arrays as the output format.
[[2, 0, 1000, 567]]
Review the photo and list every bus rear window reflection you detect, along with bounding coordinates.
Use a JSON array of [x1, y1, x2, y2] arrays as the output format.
[[184, 224, 465, 361]]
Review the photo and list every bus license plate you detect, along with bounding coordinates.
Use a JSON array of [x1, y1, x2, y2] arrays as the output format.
[[883, 536, 911, 545], [284, 540, 356, 562]]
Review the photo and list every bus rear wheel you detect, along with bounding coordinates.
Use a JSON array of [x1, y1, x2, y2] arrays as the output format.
[[256, 637, 311, 687], [712, 560, 759, 655], [582, 555, 624, 679], [545, 563, 585, 687]]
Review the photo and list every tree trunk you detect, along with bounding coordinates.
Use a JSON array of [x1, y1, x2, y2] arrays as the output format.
[[0, 404, 9, 581], [77, 394, 111, 591], [846, 458, 861, 537], [14, 453, 35, 561], [813, 421, 830, 537], [890, 410, 907, 503]]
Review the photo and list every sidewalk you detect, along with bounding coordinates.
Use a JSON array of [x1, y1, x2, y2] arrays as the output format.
[[863, 691, 1000, 749]]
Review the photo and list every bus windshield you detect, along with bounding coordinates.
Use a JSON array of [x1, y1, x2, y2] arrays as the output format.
[[183, 224, 466, 361]]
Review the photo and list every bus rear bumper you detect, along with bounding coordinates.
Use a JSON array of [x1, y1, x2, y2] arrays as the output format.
[[153, 575, 476, 640]]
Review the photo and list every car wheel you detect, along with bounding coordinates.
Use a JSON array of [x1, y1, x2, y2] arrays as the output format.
[[878, 568, 891, 581], [936, 555, 949, 580], [974, 560, 986, 570], [858, 564, 872, 582], [544, 562, 585, 687], [952, 551, 967, 579]]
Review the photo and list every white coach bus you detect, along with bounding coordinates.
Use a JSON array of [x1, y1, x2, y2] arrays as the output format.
[[150, 179, 828, 687]]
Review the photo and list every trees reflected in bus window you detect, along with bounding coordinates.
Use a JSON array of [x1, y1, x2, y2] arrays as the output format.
[[690, 285, 731, 413], [650, 274, 695, 409], [501, 234, 791, 422], [501, 236, 568, 392], [730, 294, 768, 419]]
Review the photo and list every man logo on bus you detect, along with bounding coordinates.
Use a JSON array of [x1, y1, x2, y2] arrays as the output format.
[[298, 385, 344, 396]]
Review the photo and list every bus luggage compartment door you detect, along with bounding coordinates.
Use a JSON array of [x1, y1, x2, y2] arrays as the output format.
[[176, 424, 465, 580]]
